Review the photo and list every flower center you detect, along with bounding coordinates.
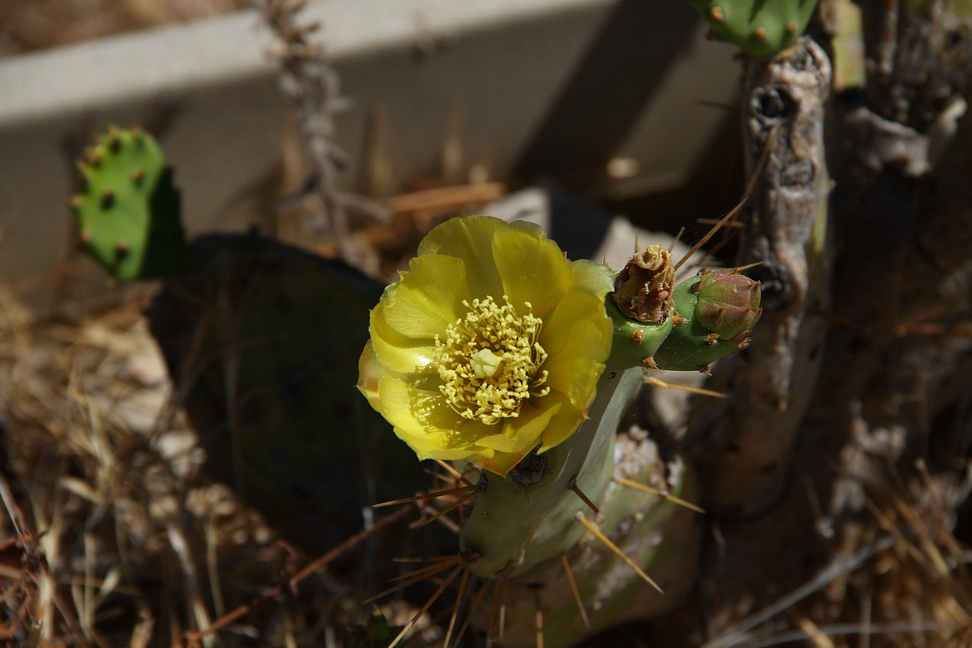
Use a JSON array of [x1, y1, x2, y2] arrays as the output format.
[[436, 296, 549, 425]]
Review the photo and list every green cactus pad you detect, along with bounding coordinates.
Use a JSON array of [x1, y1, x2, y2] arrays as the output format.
[[604, 297, 674, 373], [72, 127, 185, 281], [688, 0, 820, 58]]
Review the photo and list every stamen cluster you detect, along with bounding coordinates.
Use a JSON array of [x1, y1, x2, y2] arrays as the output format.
[[436, 296, 549, 425]]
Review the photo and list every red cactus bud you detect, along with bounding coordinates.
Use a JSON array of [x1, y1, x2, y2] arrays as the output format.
[[694, 269, 762, 341]]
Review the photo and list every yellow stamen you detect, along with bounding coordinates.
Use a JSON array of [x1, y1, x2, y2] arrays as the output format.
[[436, 296, 549, 425]]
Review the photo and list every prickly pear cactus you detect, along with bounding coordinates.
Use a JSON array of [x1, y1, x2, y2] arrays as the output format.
[[358, 216, 762, 647], [71, 127, 186, 281], [687, 0, 820, 58]]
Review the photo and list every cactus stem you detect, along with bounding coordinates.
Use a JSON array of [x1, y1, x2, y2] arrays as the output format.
[[100, 189, 115, 210], [709, 5, 724, 22], [614, 476, 706, 514], [560, 555, 592, 629], [574, 512, 663, 593], [508, 447, 550, 486], [567, 475, 600, 514]]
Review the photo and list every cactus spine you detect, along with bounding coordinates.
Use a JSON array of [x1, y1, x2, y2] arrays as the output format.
[[72, 127, 186, 281]]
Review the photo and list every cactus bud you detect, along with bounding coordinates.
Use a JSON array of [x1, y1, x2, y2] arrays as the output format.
[[694, 269, 762, 343], [651, 269, 762, 371]]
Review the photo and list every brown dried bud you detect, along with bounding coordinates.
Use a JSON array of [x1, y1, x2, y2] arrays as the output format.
[[611, 245, 675, 324]]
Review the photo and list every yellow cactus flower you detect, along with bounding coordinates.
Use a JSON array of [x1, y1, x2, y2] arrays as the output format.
[[357, 215, 614, 475]]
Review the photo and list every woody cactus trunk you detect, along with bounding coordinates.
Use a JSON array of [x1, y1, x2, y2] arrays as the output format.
[[641, 2, 972, 645]]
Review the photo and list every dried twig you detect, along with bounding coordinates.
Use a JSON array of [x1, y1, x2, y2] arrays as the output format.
[[253, 0, 388, 272]]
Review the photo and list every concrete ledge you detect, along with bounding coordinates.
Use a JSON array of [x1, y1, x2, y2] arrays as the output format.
[[0, 0, 740, 287]]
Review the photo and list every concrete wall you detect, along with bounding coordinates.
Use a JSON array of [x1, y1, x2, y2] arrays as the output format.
[[0, 0, 740, 291]]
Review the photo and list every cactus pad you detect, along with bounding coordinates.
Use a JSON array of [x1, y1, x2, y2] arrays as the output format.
[[688, 0, 820, 58], [72, 127, 185, 281]]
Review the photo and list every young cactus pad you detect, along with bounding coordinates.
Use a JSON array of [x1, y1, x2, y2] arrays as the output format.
[[71, 127, 186, 281], [688, 0, 820, 58]]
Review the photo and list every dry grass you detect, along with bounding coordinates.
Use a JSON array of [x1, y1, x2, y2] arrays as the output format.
[[0, 283, 365, 647]]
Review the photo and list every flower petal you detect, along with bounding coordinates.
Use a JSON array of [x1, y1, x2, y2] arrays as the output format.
[[370, 305, 438, 374], [541, 323, 608, 407], [541, 289, 612, 359], [380, 255, 469, 339], [537, 390, 590, 451], [358, 215, 615, 474], [476, 401, 562, 454], [570, 259, 615, 298], [417, 215, 504, 298], [378, 375, 460, 453], [357, 341, 385, 405], [492, 222, 570, 319]]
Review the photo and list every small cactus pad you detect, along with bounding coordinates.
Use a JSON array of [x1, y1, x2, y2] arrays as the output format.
[[688, 0, 820, 58], [72, 127, 185, 281]]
